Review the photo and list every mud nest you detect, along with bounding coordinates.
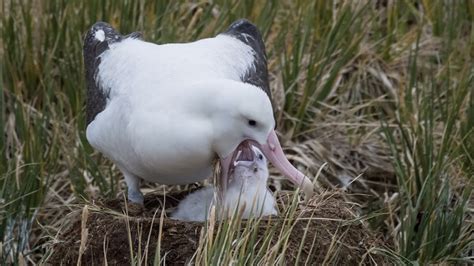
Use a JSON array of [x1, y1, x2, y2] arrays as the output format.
[[48, 190, 388, 265]]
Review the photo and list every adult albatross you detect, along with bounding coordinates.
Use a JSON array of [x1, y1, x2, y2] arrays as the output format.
[[83, 19, 313, 204]]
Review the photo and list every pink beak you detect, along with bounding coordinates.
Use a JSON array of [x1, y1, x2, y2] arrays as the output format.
[[220, 130, 314, 200]]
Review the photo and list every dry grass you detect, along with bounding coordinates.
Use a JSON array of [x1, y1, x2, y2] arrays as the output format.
[[47, 190, 388, 265], [1, 0, 472, 264]]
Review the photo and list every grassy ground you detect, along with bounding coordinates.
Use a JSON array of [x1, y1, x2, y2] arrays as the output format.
[[1, 0, 472, 264]]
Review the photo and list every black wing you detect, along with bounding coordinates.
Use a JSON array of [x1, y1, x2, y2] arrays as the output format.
[[223, 19, 272, 104], [83, 22, 142, 125]]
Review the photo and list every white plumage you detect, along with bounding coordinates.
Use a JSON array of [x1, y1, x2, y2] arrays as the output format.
[[171, 147, 277, 221]]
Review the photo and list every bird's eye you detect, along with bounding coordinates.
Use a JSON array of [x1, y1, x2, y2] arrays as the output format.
[[248, 120, 257, 126], [258, 154, 263, 160]]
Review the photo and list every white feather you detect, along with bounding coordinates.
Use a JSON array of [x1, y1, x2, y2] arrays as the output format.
[[171, 148, 277, 222], [86, 34, 274, 185], [94, 30, 105, 42], [96, 35, 255, 97]]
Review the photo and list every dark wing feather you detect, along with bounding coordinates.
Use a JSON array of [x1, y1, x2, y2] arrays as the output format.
[[83, 22, 142, 125], [223, 19, 276, 126], [223, 19, 272, 104]]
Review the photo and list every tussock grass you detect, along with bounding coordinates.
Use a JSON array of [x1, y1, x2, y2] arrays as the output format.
[[1, 0, 472, 264], [47, 190, 386, 265]]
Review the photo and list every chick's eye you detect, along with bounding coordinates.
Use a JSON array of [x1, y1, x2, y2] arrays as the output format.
[[248, 120, 257, 126]]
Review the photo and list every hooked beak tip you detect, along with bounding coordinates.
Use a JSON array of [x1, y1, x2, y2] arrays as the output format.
[[301, 178, 314, 202]]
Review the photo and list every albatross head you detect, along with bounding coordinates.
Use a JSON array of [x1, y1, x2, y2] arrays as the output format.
[[208, 80, 314, 199]]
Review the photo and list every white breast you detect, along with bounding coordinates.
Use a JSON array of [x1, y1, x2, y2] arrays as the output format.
[[86, 96, 215, 184], [224, 182, 278, 218]]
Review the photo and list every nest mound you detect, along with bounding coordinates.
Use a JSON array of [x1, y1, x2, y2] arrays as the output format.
[[48, 190, 387, 265]]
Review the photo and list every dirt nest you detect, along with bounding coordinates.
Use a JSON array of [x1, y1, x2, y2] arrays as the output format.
[[48, 190, 388, 265]]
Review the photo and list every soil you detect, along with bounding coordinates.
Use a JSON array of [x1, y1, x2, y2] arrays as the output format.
[[48, 190, 388, 265]]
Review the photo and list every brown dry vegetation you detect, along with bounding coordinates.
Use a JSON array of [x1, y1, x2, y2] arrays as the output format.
[[1, 0, 472, 264], [48, 191, 388, 265]]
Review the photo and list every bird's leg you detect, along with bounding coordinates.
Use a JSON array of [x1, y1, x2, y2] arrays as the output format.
[[120, 167, 144, 205]]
